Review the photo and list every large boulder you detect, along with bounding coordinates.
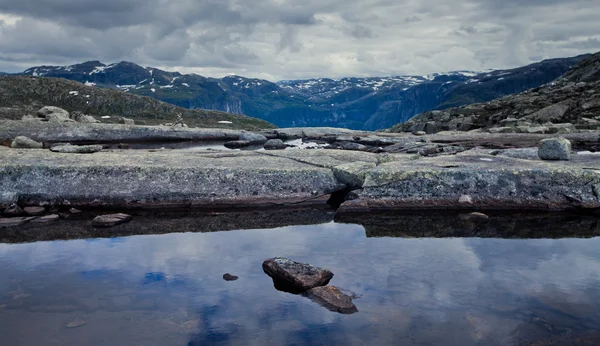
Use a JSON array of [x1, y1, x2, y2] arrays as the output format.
[[11, 136, 43, 149], [262, 257, 334, 292], [263, 139, 287, 150], [306, 286, 358, 314], [538, 137, 571, 161], [37, 106, 73, 122]]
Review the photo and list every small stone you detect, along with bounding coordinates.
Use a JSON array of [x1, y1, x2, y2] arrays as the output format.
[[413, 131, 426, 136], [50, 144, 103, 154], [458, 195, 473, 204], [262, 257, 333, 292], [306, 286, 358, 314], [263, 139, 287, 150], [461, 212, 490, 221], [23, 206, 46, 216], [223, 273, 239, 281], [31, 214, 59, 223], [11, 136, 43, 149], [66, 319, 86, 328], [92, 213, 133, 227], [538, 137, 571, 160], [3, 203, 25, 216], [69, 208, 82, 214]]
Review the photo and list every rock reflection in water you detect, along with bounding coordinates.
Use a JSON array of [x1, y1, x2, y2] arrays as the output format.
[[1, 216, 600, 345]]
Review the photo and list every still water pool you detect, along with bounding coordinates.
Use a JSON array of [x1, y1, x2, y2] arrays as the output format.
[[1, 220, 600, 345]]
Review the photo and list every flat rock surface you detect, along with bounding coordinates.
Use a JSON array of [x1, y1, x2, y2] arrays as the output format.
[[0, 149, 345, 208], [341, 151, 600, 212], [0, 120, 244, 143], [306, 286, 358, 314], [262, 257, 334, 292]]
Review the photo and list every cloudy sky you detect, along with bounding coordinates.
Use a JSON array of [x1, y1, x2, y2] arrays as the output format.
[[0, 0, 599, 80]]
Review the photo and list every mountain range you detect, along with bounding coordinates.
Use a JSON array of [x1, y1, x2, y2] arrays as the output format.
[[14, 54, 589, 130]]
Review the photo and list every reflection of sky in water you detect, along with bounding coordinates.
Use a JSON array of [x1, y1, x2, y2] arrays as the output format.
[[1, 222, 600, 345]]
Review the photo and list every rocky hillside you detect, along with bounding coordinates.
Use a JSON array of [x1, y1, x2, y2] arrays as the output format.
[[15, 55, 588, 130], [0, 76, 275, 130], [388, 51, 600, 135]]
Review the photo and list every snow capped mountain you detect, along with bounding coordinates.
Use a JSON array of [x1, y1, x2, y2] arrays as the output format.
[[15, 55, 588, 130]]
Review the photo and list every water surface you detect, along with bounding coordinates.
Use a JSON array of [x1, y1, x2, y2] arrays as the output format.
[[1, 221, 600, 345]]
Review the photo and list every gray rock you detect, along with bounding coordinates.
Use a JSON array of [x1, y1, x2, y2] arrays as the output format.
[[413, 131, 426, 136], [239, 132, 268, 144], [50, 144, 103, 154], [338, 153, 600, 212], [538, 137, 571, 160], [306, 286, 358, 314], [525, 102, 571, 123], [262, 257, 334, 292], [0, 216, 36, 228], [0, 120, 243, 144], [341, 142, 369, 151], [119, 117, 135, 125], [11, 136, 43, 149], [71, 111, 100, 123], [0, 149, 344, 208], [263, 139, 287, 150], [21, 114, 41, 121], [488, 127, 515, 134], [38, 106, 72, 122], [224, 140, 254, 149], [23, 206, 46, 216], [332, 162, 377, 189], [92, 213, 133, 227], [495, 148, 539, 160]]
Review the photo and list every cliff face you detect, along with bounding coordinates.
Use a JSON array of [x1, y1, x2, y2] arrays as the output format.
[[388, 52, 600, 134], [0, 76, 275, 130], [16, 54, 590, 130]]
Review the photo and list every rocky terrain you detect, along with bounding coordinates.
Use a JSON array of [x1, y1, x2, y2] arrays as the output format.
[[390, 51, 600, 135], [0, 76, 275, 130], [14, 55, 587, 130]]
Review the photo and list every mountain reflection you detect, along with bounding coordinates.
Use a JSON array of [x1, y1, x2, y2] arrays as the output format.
[[1, 220, 600, 345]]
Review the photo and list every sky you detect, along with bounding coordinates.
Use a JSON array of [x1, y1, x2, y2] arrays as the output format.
[[0, 0, 599, 81]]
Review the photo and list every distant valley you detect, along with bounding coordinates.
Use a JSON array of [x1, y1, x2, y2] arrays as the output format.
[[14, 54, 589, 130]]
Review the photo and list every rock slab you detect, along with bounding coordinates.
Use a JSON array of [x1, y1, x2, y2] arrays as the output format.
[[50, 144, 103, 154], [24, 206, 46, 216], [262, 257, 334, 292], [306, 286, 358, 314], [538, 137, 571, 160], [92, 213, 133, 228]]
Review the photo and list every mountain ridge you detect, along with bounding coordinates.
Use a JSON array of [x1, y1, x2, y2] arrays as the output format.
[[14, 54, 590, 130]]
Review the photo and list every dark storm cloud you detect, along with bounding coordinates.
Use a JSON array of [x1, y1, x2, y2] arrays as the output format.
[[0, 0, 598, 79]]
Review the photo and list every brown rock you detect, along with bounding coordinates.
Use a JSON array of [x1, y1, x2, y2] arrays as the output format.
[[3, 203, 25, 216], [223, 273, 239, 281], [306, 286, 358, 314], [24, 206, 46, 216], [31, 214, 59, 223], [262, 257, 333, 292], [92, 213, 133, 227]]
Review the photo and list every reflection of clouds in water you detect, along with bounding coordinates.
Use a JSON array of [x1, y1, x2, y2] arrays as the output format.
[[1, 225, 600, 345]]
